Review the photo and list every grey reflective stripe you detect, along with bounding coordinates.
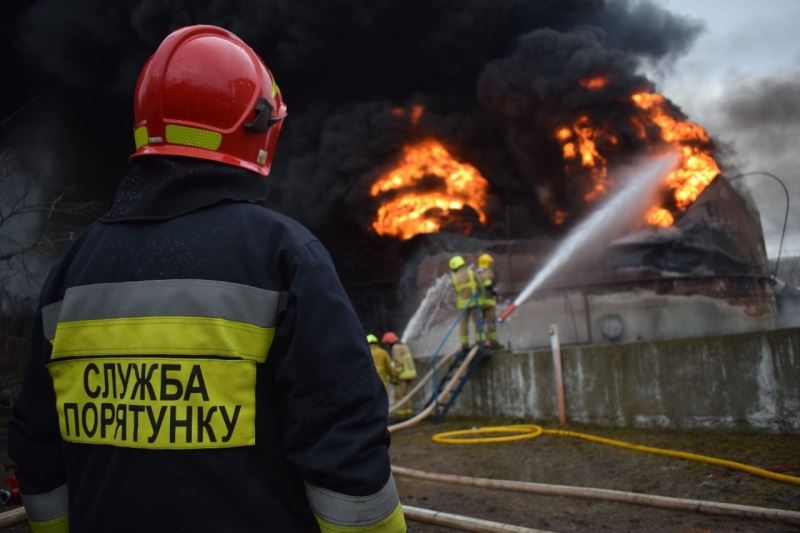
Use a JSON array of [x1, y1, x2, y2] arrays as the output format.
[[21, 484, 68, 522], [305, 474, 400, 527], [59, 279, 282, 327], [42, 302, 63, 342]]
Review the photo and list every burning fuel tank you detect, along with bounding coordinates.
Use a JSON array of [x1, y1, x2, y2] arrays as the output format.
[[402, 176, 777, 355]]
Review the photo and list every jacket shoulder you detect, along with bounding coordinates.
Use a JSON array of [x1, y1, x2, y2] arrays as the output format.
[[225, 203, 317, 252]]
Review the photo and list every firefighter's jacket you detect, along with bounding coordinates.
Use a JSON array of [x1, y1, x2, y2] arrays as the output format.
[[370, 344, 397, 389], [9, 159, 406, 533], [450, 266, 478, 309], [390, 344, 417, 381], [476, 267, 496, 307]]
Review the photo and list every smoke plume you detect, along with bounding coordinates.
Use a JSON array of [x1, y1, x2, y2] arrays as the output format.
[[1, 0, 707, 323], [718, 72, 800, 258]]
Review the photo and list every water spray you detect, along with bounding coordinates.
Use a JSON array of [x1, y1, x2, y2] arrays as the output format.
[[499, 152, 679, 322]]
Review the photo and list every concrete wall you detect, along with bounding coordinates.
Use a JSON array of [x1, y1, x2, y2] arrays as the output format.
[[412, 328, 800, 432]]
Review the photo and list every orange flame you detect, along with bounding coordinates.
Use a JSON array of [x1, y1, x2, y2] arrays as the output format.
[[553, 89, 719, 229], [391, 104, 425, 126], [370, 140, 489, 240], [552, 209, 569, 225], [410, 104, 424, 126], [645, 206, 674, 228], [554, 116, 618, 201], [580, 76, 607, 90], [632, 92, 720, 219]]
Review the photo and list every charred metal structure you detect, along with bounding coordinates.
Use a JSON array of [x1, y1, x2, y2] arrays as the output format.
[[406, 176, 780, 353]]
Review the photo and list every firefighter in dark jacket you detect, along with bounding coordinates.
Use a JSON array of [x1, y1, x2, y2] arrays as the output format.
[[9, 25, 405, 533]]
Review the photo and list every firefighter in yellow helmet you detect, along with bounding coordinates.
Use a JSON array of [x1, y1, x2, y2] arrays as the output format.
[[368, 334, 398, 391], [476, 253, 500, 348], [449, 255, 482, 349], [382, 332, 416, 417]]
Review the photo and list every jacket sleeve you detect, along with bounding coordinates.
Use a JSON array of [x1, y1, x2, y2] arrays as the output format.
[[8, 289, 70, 533], [384, 350, 399, 378], [273, 240, 405, 533]]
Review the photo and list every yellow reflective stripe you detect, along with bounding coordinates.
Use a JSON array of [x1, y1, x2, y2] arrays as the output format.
[[165, 124, 222, 150], [29, 515, 69, 533], [267, 68, 279, 98], [315, 504, 406, 533], [48, 357, 256, 449], [51, 316, 273, 362], [133, 125, 148, 149], [398, 369, 417, 380], [450, 271, 477, 293]]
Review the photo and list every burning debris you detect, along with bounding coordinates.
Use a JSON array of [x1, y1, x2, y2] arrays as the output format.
[[370, 139, 489, 240], [555, 115, 618, 204], [550, 82, 722, 230], [631, 92, 721, 226]]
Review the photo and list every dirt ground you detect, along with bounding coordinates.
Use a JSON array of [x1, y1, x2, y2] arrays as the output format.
[[0, 409, 798, 532], [390, 417, 800, 532]]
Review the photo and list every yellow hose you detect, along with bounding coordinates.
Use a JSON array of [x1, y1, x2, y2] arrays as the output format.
[[432, 424, 800, 487]]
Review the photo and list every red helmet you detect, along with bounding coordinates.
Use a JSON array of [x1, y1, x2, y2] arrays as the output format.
[[381, 331, 399, 344], [131, 25, 286, 176]]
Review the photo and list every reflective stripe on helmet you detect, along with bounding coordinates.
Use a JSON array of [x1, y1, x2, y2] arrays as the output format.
[[133, 126, 149, 150], [165, 125, 223, 151]]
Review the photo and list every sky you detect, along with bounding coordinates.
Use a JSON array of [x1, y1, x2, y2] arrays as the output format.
[[648, 0, 800, 259]]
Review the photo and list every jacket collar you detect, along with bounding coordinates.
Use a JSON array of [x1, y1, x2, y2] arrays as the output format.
[[101, 157, 269, 222]]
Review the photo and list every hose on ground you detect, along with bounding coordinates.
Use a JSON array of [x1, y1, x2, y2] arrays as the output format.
[[389, 345, 480, 433], [393, 466, 800, 526], [402, 505, 551, 533], [390, 349, 457, 414], [431, 424, 800, 487]]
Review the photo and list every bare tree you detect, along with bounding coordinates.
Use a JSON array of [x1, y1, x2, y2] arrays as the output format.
[[0, 149, 102, 313]]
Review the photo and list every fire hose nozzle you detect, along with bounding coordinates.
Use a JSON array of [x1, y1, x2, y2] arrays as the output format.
[[498, 303, 517, 322]]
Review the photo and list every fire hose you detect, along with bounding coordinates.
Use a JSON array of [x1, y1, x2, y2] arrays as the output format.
[[389, 345, 480, 433], [393, 466, 800, 526], [431, 425, 800, 487], [389, 349, 456, 414], [386, 349, 800, 527]]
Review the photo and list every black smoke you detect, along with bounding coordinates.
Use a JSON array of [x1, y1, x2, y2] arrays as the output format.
[[716, 72, 800, 258], [1, 0, 704, 327]]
